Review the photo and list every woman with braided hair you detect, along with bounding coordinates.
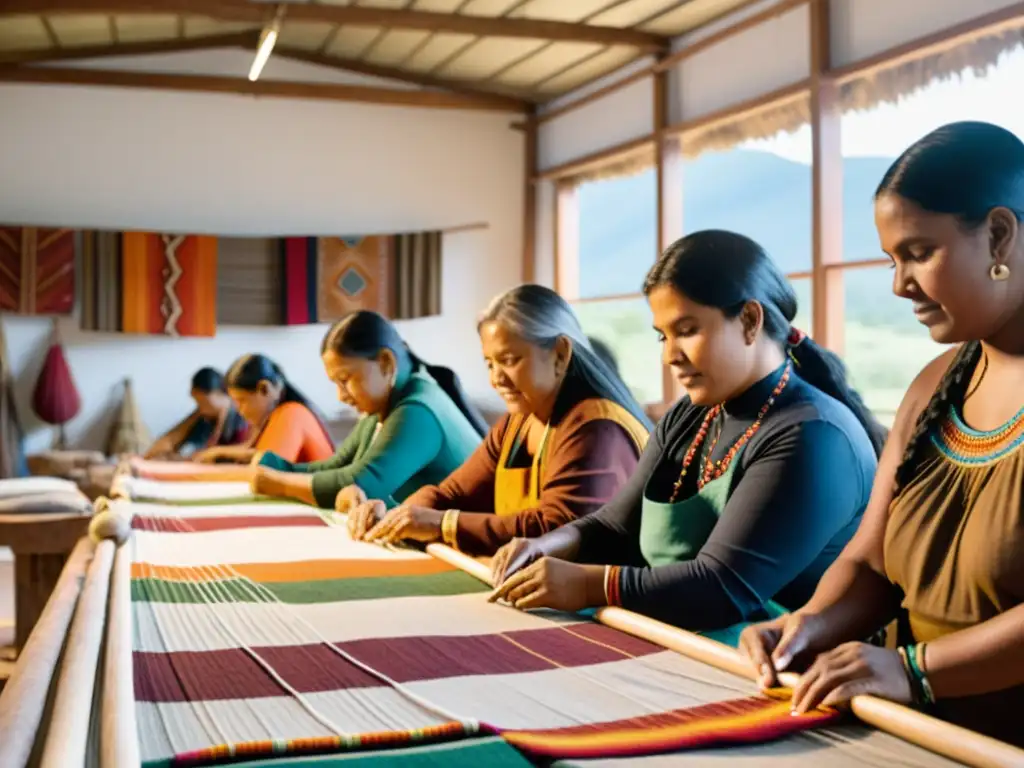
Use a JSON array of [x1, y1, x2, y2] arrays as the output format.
[[488, 230, 885, 648], [740, 121, 1024, 746]]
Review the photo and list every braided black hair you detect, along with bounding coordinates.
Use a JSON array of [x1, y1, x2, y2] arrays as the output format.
[[644, 230, 888, 456], [892, 342, 981, 495]]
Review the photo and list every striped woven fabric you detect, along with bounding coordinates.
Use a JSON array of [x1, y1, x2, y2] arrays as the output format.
[[118, 486, 960, 768]]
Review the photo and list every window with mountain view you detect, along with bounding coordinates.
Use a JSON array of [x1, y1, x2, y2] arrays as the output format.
[[682, 126, 813, 277], [838, 47, 1024, 422], [571, 167, 662, 404]]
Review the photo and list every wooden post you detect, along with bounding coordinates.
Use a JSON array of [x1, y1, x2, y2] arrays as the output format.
[[654, 61, 683, 406], [522, 116, 538, 284], [809, 0, 844, 351]]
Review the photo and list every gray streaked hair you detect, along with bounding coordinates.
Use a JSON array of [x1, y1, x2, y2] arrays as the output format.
[[479, 284, 651, 428]]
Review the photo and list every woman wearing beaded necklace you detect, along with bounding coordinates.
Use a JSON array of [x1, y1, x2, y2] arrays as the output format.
[[488, 230, 886, 647], [740, 122, 1024, 747]]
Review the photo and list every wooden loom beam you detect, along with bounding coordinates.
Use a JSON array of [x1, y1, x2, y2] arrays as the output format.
[[427, 543, 1024, 768], [0, 1, 670, 52], [0, 31, 258, 65]]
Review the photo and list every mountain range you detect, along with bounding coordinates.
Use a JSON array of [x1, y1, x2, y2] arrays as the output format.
[[576, 148, 916, 331]]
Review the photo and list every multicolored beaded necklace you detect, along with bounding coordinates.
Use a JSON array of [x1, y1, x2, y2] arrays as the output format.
[[934, 401, 1024, 465], [668, 362, 793, 503]]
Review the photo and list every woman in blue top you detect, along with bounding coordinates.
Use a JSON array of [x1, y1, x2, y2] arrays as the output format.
[[251, 311, 485, 510]]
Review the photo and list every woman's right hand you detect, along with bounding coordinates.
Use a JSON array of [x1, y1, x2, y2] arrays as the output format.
[[739, 612, 826, 689], [490, 538, 546, 588], [348, 499, 385, 540]]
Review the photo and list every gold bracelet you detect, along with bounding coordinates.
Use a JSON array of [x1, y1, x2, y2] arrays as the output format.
[[603, 565, 612, 605], [441, 510, 460, 549]]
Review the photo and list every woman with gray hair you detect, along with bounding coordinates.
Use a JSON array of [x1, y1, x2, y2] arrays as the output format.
[[348, 284, 652, 554]]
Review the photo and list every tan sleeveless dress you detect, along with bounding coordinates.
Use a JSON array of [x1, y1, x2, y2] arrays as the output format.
[[883, 397, 1024, 746]]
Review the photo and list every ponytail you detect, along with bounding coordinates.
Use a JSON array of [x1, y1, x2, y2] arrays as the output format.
[[408, 347, 490, 437], [892, 341, 980, 495], [786, 330, 888, 457]]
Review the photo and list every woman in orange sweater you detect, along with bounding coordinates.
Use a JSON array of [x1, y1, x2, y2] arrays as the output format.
[[194, 353, 334, 465]]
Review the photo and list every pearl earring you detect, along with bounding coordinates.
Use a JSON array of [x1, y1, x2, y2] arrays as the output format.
[[990, 263, 1011, 281]]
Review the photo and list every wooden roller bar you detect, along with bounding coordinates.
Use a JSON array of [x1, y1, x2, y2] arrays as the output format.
[[426, 543, 1024, 768]]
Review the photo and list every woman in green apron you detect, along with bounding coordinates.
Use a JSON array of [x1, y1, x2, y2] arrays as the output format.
[[489, 231, 887, 648], [351, 284, 651, 555], [250, 310, 485, 509]]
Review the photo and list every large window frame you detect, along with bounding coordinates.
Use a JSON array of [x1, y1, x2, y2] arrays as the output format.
[[538, 0, 1017, 409]]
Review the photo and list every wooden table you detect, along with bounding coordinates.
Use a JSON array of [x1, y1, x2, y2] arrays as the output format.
[[0, 512, 90, 651]]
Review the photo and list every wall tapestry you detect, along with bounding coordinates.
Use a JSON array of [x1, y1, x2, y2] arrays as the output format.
[[122, 232, 218, 337], [0, 227, 76, 315]]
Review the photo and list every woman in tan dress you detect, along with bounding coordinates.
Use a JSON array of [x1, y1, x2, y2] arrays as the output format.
[[740, 121, 1024, 746]]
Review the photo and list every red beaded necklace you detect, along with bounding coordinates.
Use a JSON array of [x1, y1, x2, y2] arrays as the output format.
[[668, 362, 792, 503]]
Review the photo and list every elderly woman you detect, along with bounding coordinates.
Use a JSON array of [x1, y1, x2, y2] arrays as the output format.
[[349, 284, 651, 555]]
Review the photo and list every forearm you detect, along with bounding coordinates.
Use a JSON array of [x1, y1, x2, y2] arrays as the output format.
[[453, 508, 582, 556], [261, 472, 317, 506], [799, 557, 902, 646], [925, 604, 1024, 699]]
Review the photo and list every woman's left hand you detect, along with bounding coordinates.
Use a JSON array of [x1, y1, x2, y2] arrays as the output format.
[[489, 557, 605, 613], [363, 506, 444, 544], [791, 642, 912, 714], [250, 465, 278, 495], [192, 447, 224, 464]]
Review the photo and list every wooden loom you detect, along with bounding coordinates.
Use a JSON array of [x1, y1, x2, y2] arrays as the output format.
[[2, 486, 1023, 768]]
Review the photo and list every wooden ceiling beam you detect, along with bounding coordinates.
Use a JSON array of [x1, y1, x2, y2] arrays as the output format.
[[273, 46, 534, 111], [0, 65, 529, 113], [2, 1, 670, 51], [0, 31, 258, 65]]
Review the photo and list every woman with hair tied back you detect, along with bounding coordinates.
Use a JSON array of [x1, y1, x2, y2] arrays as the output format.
[[740, 122, 1024, 746], [144, 367, 249, 459], [194, 353, 335, 465], [250, 310, 485, 509], [489, 230, 886, 648], [348, 284, 651, 555]]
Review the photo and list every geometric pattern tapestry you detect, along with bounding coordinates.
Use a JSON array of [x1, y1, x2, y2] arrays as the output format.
[[318, 235, 393, 321], [0, 226, 76, 315], [122, 232, 218, 337]]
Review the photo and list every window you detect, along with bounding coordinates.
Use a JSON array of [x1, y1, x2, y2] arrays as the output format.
[[841, 267, 947, 424], [572, 296, 663, 406], [682, 122, 813, 276], [576, 168, 657, 299]]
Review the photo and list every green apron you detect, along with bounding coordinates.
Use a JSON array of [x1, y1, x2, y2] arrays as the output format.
[[638, 447, 786, 648]]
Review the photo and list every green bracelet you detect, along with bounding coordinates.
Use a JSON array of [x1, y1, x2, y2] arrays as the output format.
[[899, 644, 935, 707]]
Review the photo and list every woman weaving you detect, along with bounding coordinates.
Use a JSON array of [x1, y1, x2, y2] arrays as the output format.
[[489, 232, 886, 648], [194, 353, 335, 465], [144, 367, 249, 459], [349, 284, 651, 555], [740, 122, 1024, 747], [250, 311, 485, 509]]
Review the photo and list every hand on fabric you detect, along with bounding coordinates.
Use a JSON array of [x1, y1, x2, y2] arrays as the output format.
[[739, 612, 826, 688], [348, 499, 385, 540], [336, 484, 368, 515], [488, 557, 605, 613], [490, 538, 547, 587], [791, 642, 912, 714], [144, 437, 176, 460], [250, 465, 279, 495], [193, 446, 228, 464], [363, 505, 444, 544]]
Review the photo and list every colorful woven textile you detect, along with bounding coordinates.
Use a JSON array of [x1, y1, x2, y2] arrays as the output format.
[[122, 232, 217, 337], [0, 227, 76, 315], [118, 484, 961, 768]]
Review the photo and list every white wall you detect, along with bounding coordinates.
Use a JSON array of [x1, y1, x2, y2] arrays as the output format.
[[0, 50, 522, 453]]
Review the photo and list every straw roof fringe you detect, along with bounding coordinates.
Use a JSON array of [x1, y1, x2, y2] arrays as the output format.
[[839, 30, 1024, 113], [562, 144, 656, 186], [678, 97, 810, 158]]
